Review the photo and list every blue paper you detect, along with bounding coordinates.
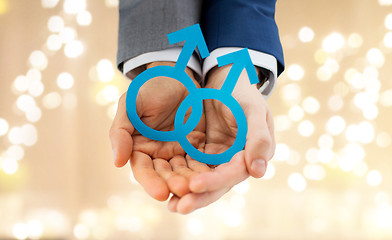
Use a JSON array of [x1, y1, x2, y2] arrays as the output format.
[[126, 24, 258, 165]]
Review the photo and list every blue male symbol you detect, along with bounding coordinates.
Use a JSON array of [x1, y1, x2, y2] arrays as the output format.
[[126, 24, 259, 165]]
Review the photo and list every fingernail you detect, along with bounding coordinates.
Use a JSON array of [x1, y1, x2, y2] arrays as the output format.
[[251, 159, 266, 177]]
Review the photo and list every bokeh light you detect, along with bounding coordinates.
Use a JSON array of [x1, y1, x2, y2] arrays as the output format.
[[0, 118, 9, 136], [318, 134, 334, 148], [328, 95, 344, 111], [298, 26, 314, 42], [303, 164, 326, 180], [1, 157, 18, 175], [338, 143, 365, 172], [274, 143, 290, 161], [64, 40, 84, 58], [305, 148, 318, 164], [376, 132, 391, 148], [41, 0, 60, 8], [281, 83, 302, 105], [264, 163, 275, 179], [42, 92, 62, 109], [27, 220, 43, 239], [77, 10, 92, 26], [385, 13, 392, 30], [379, 0, 392, 5], [26, 106, 42, 122], [288, 173, 307, 192], [367, 170, 383, 186], [105, 0, 119, 7], [366, 48, 385, 67], [59, 27, 77, 43], [302, 96, 320, 114], [380, 89, 392, 107], [73, 223, 89, 239], [384, 32, 392, 48], [326, 116, 345, 136], [57, 72, 74, 90], [322, 32, 345, 52], [5, 145, 25, 161], [316, 66, 332, 81], [317, 147, 334, 164], [298, 120, 314, 137], [287, 64, 304, 81], [275, 115, 291, 131], [64, 0, 86, 15], [29, 51, 48, 70], [288, 105, 304, 122], [12, 223, 28, 240], [46, 34, 63, 51], [48, 16, 64, 33], [16, 94, 36, 113], [97, 59, 115, 82], [347, 33, 363, 48]]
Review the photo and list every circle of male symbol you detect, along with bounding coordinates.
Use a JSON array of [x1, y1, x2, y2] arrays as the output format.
[[126, 24, 259, 165]]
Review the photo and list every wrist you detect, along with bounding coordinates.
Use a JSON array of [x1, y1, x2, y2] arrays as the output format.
[[146, 61, 197, 82], [206, 65, 260, 91]]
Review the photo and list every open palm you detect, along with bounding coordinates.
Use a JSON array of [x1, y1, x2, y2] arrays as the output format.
[[110, 62, 210, 201], [168, 64, 276, 214]]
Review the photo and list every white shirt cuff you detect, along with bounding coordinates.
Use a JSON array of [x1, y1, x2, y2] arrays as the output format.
[[122, 47, 278, 98], [122, 47, 202, 81], [202, 47, 278, 98]]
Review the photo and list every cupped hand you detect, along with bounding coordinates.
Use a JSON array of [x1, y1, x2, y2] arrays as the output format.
[[168, 64, 276, 214], [203, 64, 276, 178], [109, 61, 208, 201]]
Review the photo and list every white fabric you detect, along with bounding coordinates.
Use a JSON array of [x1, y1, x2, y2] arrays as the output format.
[[122, 47, 277, 97], [123, 47, 202, 79]]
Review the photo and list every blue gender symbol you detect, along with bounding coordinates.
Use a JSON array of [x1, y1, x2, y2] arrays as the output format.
[[125, 24, 259, 165]]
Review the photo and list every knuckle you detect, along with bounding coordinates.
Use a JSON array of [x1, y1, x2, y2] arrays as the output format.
[[256, 134, 272, 149]]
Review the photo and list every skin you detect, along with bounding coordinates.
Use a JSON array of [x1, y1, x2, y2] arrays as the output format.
[[109, 61, 276, 214]]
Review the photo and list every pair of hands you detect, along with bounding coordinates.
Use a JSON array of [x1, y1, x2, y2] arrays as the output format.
[[110, 61, 275, 214]]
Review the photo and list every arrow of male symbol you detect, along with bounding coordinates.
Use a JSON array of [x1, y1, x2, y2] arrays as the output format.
[[174, 47, 259, 164], [167, 24, 210, 71], [217, 48, 260, 94]]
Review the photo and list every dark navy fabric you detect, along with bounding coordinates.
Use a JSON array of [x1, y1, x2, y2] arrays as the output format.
[[201, 0, 285, 76]]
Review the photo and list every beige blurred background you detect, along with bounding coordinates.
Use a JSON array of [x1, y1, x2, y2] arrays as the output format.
[[0, 0, 392, 239]]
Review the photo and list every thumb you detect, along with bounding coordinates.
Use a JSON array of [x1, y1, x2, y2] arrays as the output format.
[[109, 92, 135, 167], [243, 104, 275, 178]]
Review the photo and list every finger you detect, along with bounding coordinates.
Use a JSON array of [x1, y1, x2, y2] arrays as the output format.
[[243, 103, 274, 178], [153, 158, 190, 197], [131, 151, 170, 201], [266, 107, 276, 158], [168, 195, 180, 212], [109, 92, 135, 168], [185, 153, 212, 173], [189, 151, 249, 193], [176, 187, 231, 214], [170, 155, 199, 180]]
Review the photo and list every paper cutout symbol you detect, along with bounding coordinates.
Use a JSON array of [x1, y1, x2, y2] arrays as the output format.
[[126, 24, 259, 165]]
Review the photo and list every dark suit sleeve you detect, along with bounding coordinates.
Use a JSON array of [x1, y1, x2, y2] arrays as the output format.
[[200, 0, 285, 76]]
